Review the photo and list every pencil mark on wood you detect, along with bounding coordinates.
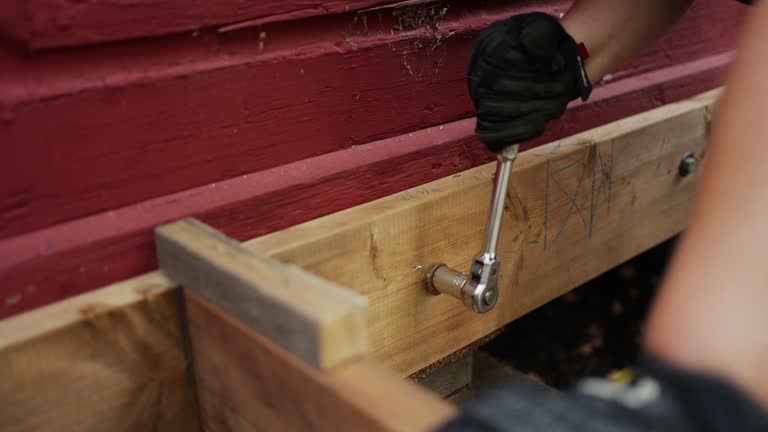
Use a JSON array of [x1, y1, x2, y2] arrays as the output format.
[[543, 141, 613, 249], [548, 153, 591, 247], [533, 141, 564, 159]]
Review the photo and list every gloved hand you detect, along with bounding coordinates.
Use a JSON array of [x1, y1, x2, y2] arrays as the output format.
[[467, 12, 592, 152], [438, 356, 768, 432]]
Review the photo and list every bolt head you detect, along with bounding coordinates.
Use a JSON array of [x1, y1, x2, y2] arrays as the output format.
[[679, 154, 697, 177], [483, 289, 497, 306]]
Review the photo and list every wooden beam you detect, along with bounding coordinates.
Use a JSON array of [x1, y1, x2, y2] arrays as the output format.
[[0, 272, 198, 432], [246, 88, 717, 375], [155, 218, 368, 369], [161, 220, 453, 430], [185, 291, 456, 431]]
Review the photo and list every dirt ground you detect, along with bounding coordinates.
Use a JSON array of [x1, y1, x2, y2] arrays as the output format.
[[482, 238, 677, 389]]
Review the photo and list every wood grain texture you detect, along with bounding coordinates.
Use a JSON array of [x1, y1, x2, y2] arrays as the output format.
[[155, 218, 368, 369], [246, 89, 718, 374], [0, 272, 198, 432], [0, 0, 743, 240], [186, 291, 456, 432], [0, 58, 730, 318]]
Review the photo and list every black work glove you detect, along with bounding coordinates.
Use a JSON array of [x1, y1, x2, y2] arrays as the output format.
[[467, 12, 592, 152], [437, 356, 768, 432]]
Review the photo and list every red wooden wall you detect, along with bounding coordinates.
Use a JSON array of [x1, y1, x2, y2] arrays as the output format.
[[0, 0, 748, 318]]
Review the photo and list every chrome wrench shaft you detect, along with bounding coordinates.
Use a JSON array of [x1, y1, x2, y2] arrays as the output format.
[[426, 144, 519, 313], [479, 145, 518, 260]]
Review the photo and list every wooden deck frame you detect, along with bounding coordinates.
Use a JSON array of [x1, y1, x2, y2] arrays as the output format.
[[0, 89, 717, 431], [157, 219, 456, 431]]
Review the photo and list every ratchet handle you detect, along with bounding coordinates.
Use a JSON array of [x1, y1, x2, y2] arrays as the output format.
[[480, 144, 519, 259]]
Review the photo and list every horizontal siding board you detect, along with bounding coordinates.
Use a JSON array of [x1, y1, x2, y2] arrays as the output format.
[[0, 0, 393, 49]]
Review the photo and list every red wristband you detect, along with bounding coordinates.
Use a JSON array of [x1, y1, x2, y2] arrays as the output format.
[[573, 41, 592, 101], [577, 42, 589, 60]]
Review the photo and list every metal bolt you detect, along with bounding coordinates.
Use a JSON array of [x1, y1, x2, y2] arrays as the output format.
[[679, 153, 697, 177], [483, 289, 497, 306]]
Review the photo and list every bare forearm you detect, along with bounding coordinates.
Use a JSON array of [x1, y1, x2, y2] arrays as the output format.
[[562, 0, 693, 82], [645, 0, 768, 408]]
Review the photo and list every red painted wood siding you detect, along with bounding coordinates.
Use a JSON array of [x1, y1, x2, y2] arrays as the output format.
[[0, 0, 745, 239], [0, 0, 395, 50], [0, 0, 749, 317]]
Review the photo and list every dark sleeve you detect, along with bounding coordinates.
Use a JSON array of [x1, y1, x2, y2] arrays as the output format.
[[437, 356, 768, 432], [737, 0, 754, 5]]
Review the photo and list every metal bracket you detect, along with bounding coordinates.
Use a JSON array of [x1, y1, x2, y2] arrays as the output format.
[[425, 145, 519, 313]]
